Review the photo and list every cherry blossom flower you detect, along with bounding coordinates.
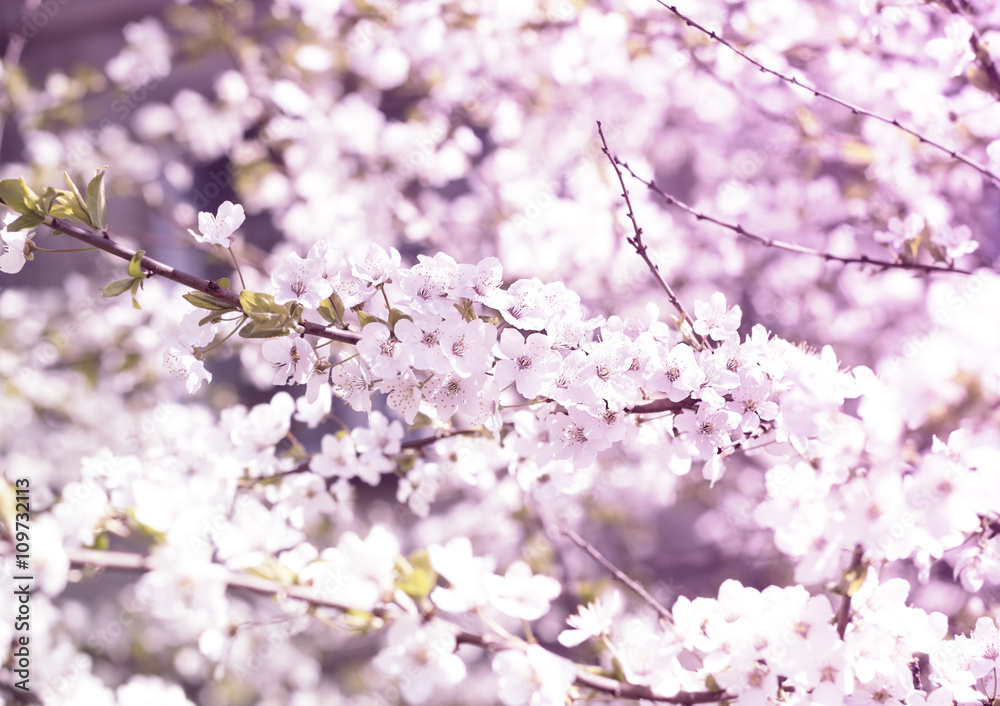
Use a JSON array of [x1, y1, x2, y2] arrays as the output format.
[[558, 590, 620, 647], [693, 292, 742, 342], [487, 561, 561, 621], [496, 278, 550, 331], [457, 255, 512, 310], [674, 403, 741, 459], [0, 211, 31, 274], [441, 317, 497, 377], [261, 335, 318, 385], [931, 223, 979, 260], [330, 356, 373, 412], [650, 342, 706, 402], [310, 432, 359, 479], [358, 322, 410, 376], [493, 329, 560, 398], [350, 243, 401, 287], [429, 536, 497, 613], [399, 251, 461, 312], [394, 316, 452, 372], [373, 617, 467, 705], [271, 250, 334, 308], [493, 645, 577, 706], [188, 201, 245, 247]]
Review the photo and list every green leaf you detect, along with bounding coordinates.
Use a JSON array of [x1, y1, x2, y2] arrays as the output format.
[[388, 308, 414, 329], [35, 186, 59, 217], [102, 278, 137, 298], [356, 310, 382, 328], [846, 572, 866, 597], [238, 320, 290, 339], [19, 177, 39, 206], [317, 298, 343, 326], [0, 177, 40, 215], [130, 279, 143, 309], [394, 550, 437, 600], [240, 289, 283, 314], [49, 188, 93, 225], [198, 311, 224, 327], [330, 290, 345, 319], [183, 290, 237, 311], [86, 167, 108, 230], [0, 179, 31, 214], [128, 250, 146, 279], [64, 172, 91, 223], [4, 212, 44, 232], [215, 277, 231, 289]]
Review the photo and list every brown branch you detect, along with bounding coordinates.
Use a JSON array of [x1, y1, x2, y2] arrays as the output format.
[[597, 120, 709, 349], [72, 548, 728, 705], [399, 428, 485, 451], [653, 0, 1000, 188], [625, 397, 697, 415], [558, 524, 674, 624], [612, 159, 972, 275], [574, 672, 730, 705], [13, 206, 361, 345], [455, 632, 730, 704]]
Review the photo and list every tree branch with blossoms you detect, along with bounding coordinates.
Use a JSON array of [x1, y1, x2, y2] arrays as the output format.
[[597, 120, 709, 349], [652, 0, 1000, 188], [608, 158, 973, 275], [68, 546, 731, 705]]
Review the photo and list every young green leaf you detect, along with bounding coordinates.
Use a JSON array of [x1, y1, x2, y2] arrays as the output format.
[[238, 319, 290, 339], [240, 289, 284, 314], [128, 250, 147, 279], [64, 172, 92, 224], [356, 310, 383, 328], [183, 291, 237, 311], [317, 298, 344, 326], [198, 311, 225, 327], [388, 308, 414, 329], [102, 278, 137, 298], [0, 178, 35, 214], [215, 277, 231, 289], [129, 279, 143, 309], [86, 167, 108, 230]]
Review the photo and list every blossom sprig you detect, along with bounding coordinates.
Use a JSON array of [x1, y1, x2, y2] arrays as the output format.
[[651, 0, 1000, 189], [610, 150, 975, 275]]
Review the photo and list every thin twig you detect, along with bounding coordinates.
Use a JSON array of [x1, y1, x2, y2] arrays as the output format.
[[558, 523, 675, 625], [597, 121, 708, 348], [652, 0, 1000, 187], [2, 203, 361, 345], [613, 159, 972, 275]]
